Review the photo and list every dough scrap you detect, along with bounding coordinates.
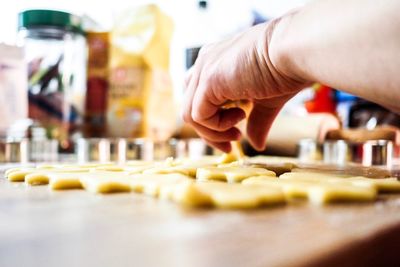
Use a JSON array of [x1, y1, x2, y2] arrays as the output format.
[[196, 166, 275, 183]]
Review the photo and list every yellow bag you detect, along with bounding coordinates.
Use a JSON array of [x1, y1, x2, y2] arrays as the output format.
[[108, 4, 176, 141]]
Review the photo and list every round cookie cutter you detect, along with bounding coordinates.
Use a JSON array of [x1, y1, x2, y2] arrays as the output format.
[[297, 138, 396, 166], [75, 138, 213, 163], [0, 138, 58, 163], [76, 138, 119, 163]]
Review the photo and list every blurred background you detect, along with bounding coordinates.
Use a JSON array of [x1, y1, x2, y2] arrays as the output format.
[[1, 0, 399, 165], [0, 0, 306, 96]]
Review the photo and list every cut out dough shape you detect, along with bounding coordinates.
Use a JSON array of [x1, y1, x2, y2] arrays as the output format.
[[123, 164, 158, 174], [347, 177, 400, 192], [244, 155, 299, 165], [159, 181, 212, 206], [177, 156, 231, 166], [91, 161, 156, 172], [5, 167, 25, 177], [93, 165, 127, 172], [196, 166, 275, 183], [218, 161, 296, 176], [48, 172, 87, 190], [130, 173, 192, 197], [25, 169, 131, 191], [6, 168, 38, 182], [124, 160, 153, 166], [174, 153, 241, 166], [6, 164, 106, 182], [243, 176, 377, 204], [79, 171, 133, 193], [25, 168, 91, 186], [143, 162, 216, 177], [280, 172, 400, 193], [161, 181, 285, 209], [133, 157, 219, 176]]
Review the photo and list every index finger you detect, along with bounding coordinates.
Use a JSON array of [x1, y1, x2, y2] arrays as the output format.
[[191, 84, 246, 131]]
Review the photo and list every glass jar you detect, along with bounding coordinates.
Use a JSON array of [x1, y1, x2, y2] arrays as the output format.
[[18, 9, 87, 151]]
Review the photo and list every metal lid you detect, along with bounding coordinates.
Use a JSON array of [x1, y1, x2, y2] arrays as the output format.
[[18, 9, 84, 34]]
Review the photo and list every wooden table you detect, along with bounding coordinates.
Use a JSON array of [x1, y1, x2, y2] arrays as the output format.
[[1, 174, 400, 267]]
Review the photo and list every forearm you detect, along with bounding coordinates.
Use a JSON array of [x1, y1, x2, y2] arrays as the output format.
[[270, 0, 400, 112]]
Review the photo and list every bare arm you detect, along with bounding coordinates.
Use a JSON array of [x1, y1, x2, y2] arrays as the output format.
[[183, 0, 400, 152], [270, 0, 400, 112]]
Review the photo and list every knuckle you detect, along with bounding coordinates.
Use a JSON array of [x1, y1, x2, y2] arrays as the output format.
[[198, 45, 208, 57], [191, 110, 202, 123], [197, 44, 213, 60], [182, 111, 192, 123]]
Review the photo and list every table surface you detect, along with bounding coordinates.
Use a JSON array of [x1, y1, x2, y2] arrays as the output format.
[[1, 172, 400, 267]]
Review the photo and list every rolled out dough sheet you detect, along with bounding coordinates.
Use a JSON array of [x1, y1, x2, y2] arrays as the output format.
[[243, 176, 377, 204], [196, 166, 275, 183]]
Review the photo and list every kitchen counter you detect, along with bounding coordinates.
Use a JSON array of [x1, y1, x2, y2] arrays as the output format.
[[1, 172, 400, 267]]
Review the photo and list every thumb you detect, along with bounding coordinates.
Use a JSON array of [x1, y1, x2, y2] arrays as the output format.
[[246, 103, 281, 151]]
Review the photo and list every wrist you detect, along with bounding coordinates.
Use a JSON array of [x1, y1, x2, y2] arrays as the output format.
[[267, 11, 312, 90]]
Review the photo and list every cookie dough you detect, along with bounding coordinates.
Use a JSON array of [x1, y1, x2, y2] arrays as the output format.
[[130, 173, 192, 197], [49, 172, 86, 190], [6, 168, 38, 182], [143, 162, 216, 177], [25, 168, 90, 186], [79, 171, 133, 193], [196, 166, 276, 183], [162, 181, 285, 209], [280, 172, 400, 192], [243, 176, 377, 204], [5, 155, 400, 209]]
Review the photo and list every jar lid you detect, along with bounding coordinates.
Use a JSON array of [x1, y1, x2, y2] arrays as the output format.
[[18, 9, 84, 34]]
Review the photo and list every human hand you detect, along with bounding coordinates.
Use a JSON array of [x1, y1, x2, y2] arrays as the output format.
[[183, 19, 310, 153]]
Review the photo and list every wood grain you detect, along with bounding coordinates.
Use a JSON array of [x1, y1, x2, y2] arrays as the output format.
[[0, 174, 400, 267]]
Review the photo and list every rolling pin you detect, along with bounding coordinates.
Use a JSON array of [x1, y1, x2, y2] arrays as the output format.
[[263, 113, 340, 156]]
